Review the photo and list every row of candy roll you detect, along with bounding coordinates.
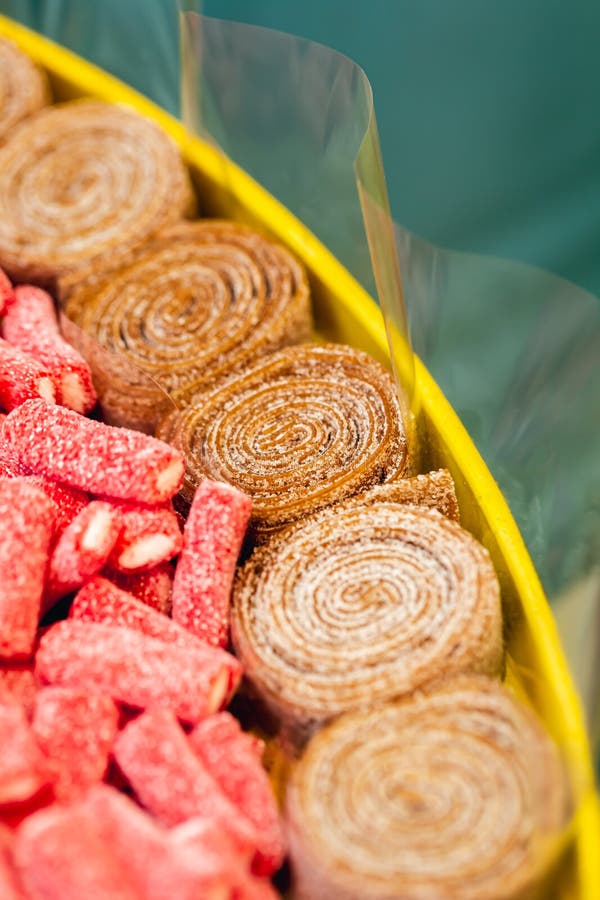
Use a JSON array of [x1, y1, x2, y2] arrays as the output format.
[[0, 267, 97, 414], [0, 37, 50, 143]]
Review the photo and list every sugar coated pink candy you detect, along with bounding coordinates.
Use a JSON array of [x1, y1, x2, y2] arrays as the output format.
[[172, 479, 252, 647], [2, 400, 185, 503], [114, 709, 259, 855], [14, 804, 142, 900], [0, 825, 26, 900], [0, 666, 37, 718], [0, 479, 57, 659], [69, 575, 226, 654], [32, 687, 119, 803], [190, 715, 285, 875], [2, 286, 97, 414], [43, 501, 122, 610], [106, 500, 182, 572], [0, 339, 56, 411], [0, 266, 13, 317], [0, 702, 48, 808], [35, 620, 241, 723], [107, 562, 173, 614]]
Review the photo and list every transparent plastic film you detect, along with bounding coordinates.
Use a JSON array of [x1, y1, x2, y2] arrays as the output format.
[[397, 226, 600, 756]]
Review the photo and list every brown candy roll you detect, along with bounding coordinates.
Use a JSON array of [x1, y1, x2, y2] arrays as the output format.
[[350, 467, 460, 521], [61, 219, 312, 423], [231, 503, 503, 744], [0, 100, 194, 284], [286, 675, 569, 900], [0, 37, 50, 142], [158, 343, 408, 534]]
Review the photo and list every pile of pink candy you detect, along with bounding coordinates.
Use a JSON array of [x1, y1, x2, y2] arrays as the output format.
[[0, 266, 283, 899]]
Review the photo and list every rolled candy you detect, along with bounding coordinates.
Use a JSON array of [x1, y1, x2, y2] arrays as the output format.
[[0, 37, 50, 142], [232, 503, 503, 744], [61, 221, 312, 430], [0, 100, 194, 285], [106, 501, 182, 572], [0, 478, 57, 659], [2, 285, 97, 414], [36, 620, 241, 724], [158, 343, 408, 537], [0, 339, 56, 411], [106, 562, 173, 615], [0, 702, 49, 808], [286, 676, 569, 900], [353, 467, 460, 521], [2, 400, 185, 504]]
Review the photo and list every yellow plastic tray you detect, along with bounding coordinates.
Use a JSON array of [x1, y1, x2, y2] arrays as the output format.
[[1, 15, 598, 897]]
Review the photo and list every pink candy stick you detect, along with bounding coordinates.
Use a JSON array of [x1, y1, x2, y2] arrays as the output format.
[[36, 620, 241, 723], [0, 826, 26, 900], [114, 709, 259, 856], [31, 687, 119, 803], [106, 501, 182, 572], [43, 501, 122, 610], [83, 786, 235, 900], [107, 562, 173, 614], [0, 266, 13, 318], [0, 479, 57, 659], [2, 400, 185, 503], [190, 715, 285, 876], [0, 666, 37, 719], [172, 479, 252, 647], [2, 286, 97, 414], [0, 702, 49, 808], [0, 339, 56, 412], [14, 804, 142, 900]]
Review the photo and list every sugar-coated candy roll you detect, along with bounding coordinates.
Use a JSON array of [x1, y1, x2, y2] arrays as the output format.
[[106, 500, 182, 572], [286, 675, 569, 900], [43, 501, 122, 610], [0, 37, 50, 142], [172, 479, 252, 647], [36, 619, 241, 723], [19, 475, 88, 535], [0, 665, 37, 718], [355, 467, 460, 520], [61, 219, 312, 425], [0, 478, 57, 659], [0, 825, 24, 900], [15, 804, 142, 900], [0, 702, 48, 808], [2, 285, 97, 414], [159, 343, 408, 536], [2, 400, 185, 504], [0, 100, 194, 285], [107, 562, 173, 614], [31, 687, 119, 803], [0, 338, 56, 411], [0, 265, 13, 316], [232, 502, 503, 744]]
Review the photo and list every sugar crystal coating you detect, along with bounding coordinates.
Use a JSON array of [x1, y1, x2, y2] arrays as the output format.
[[43, 501, 122, 610], [2, 400, 185, 503], [36, 619, 240, 723], [0, 265, 13, 317], [0, 339, 56, 411], [0, 702, 48, 808], [31, 687, 119, 802], [14, 804, 141, 900], [106, 500, 182, 572], [0, 822, 26, 900], [172, 479, 252, 647], [190, 714, 285, 875], [2, 285, 97, 414], [0, 665, 37, 718], [107, 562, 173, 614], [0, 478, 57, 659]]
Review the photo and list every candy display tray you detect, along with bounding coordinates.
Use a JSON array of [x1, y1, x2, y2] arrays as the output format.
[[0, 14, 598, 899]]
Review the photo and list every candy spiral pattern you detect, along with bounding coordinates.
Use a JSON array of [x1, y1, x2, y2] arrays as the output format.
[[352, 467, 460, 521], [0, 37, 50, 141], [0, 100, 194, 284], [231, 503, 503, 741], [286, 675, 569, 900], [158, 343, 408, 533], [62, 220, 312, 426]]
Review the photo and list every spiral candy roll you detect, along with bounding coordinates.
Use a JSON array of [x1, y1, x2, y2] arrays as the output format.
[[0, 37, 50, 141], [231, 503, 503, 742], [61, 220, 312, 422], [0, 100, 194, 284], [158, 342, 408, 532], [286, 675, 569, 900]]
